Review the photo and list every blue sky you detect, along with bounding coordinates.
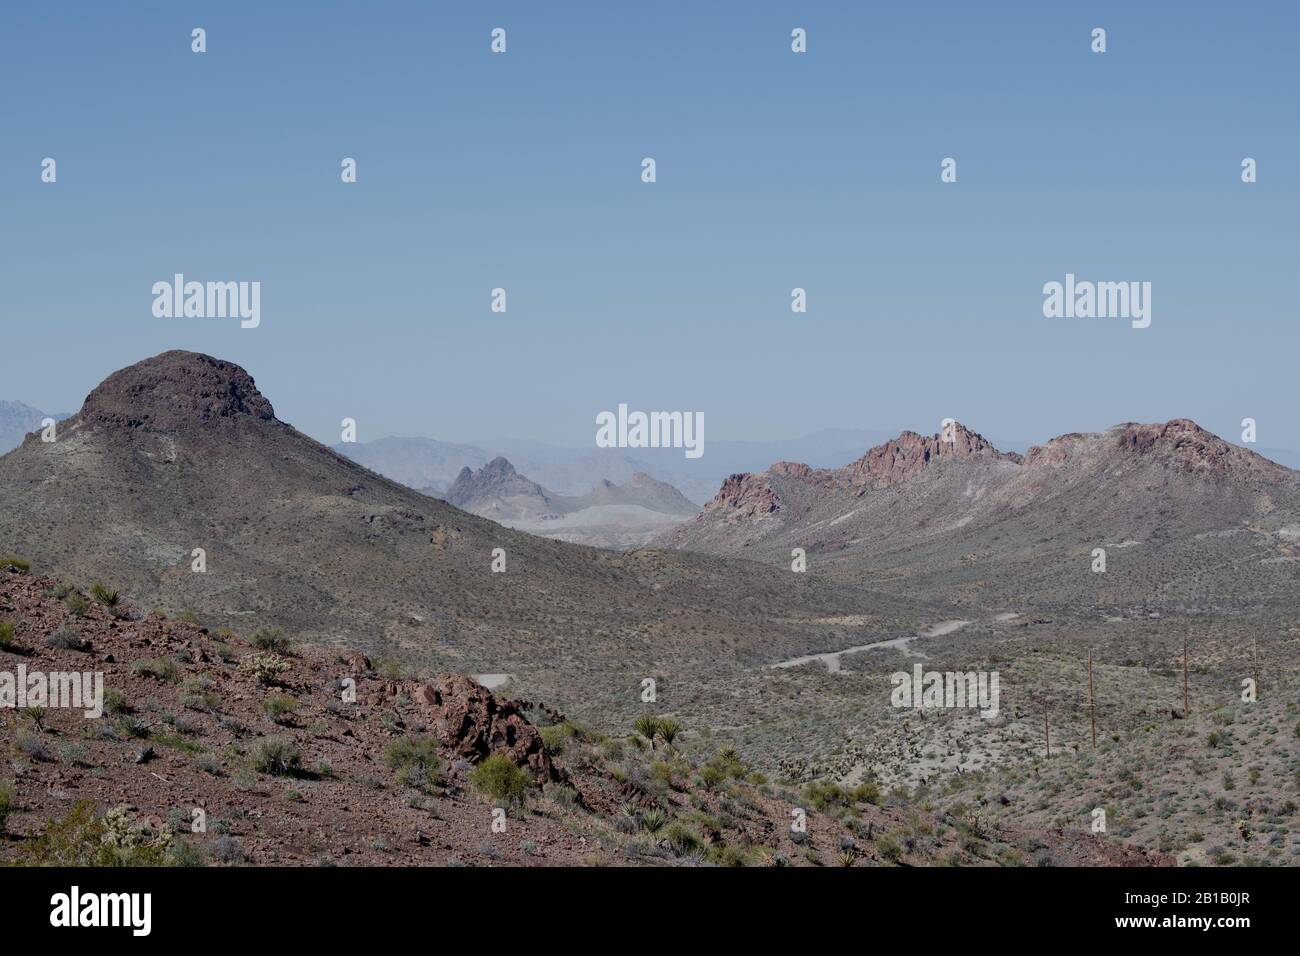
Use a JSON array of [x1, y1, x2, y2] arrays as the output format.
[[2, 1, 1296, 451]]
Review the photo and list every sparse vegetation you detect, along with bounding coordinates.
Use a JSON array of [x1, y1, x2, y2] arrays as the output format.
[[251, 628, 291, 654], [385, 735, 442, 794], [469, 753, 531, 807], [251, 738, 304, 777]]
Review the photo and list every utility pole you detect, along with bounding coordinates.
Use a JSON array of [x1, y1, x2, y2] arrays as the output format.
[[1183, 637, 1190, 719], [1088, 650, 1097, 750], [1045, 713, 1051, 758]]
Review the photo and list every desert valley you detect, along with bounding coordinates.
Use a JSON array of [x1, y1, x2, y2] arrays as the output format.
[[1, 350, 1296, 868]]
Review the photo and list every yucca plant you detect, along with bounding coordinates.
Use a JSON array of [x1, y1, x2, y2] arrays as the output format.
[[90, 582, 119, 607], [633, 715, 661, 748], [639, 806, 669, 833], [656, 717, 681, 750]]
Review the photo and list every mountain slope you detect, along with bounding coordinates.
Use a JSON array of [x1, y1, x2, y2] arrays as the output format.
[[0, 351, 923, 677], [661, 420, 1300, 610]]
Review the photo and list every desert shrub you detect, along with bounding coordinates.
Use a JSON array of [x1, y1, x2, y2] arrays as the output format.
[[251, 738, 304, 777], [0, 781, 13, 832], [239, 654, 290, 685], [877, 836, 904, 863], [19, 734, 53, 762], [251, 628, 291, 654], [262, 694, 298, 724], [45, 626, 90, 652], [385, 735, 442, 794], [538, 722, 577, 755], [103, 689, 129, 715], [89, 583, 119, 608], [63, 591, 90, 617], [131, 657, 179, 682], [18, 802, 173, 867], [0, 620, 16, 651], [176, 609, 201, 625], [469, 753, 531, 806], [0, 555, 30, 572], [664, 822, 701, 857], [180, 678, 219, 712]]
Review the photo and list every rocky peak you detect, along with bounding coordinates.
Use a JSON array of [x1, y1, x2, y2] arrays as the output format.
[[74, 350, 275, 433], [839, 422, 1020, 490]]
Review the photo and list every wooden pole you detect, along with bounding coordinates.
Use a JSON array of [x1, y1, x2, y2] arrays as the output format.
[[1253, 637, 1259, 700], [1183, 637, 1189, 719], [1044, 713, 1051, 758], [1088, 650, 1097, 750]]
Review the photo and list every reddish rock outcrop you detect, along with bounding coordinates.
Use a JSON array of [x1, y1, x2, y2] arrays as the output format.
[[840, 423, 1021, 491], [413, 674, 557, 785], [699, 472, 784, 522]]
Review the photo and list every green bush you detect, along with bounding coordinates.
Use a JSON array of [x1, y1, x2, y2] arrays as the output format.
[[538, 723, 577, 755], [0, 781, 14, 833], [63, 591, 90, 617], [262, 694, 298, 724], [251, 628, 291, 654], [251, 738, 304, 777], [17, 802, 174, 867], [385, 735, 442, 794], [0, 555, 30, 572], [664, 822, 701, 857], [130, 657, 180, 682], [0, 620, 16, 651], [469, 753, 531, 806]]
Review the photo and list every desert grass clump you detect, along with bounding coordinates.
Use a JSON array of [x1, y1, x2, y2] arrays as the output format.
[[0, 619, 17, 652], [538, 722, 577, 755], [0, 555, 30, 573], [45, 626, 91, 652], [251, 628, 292, 655], [251, 738, 304, 777], [469, 753, 531, 807], [385, 735, 443, 794], [0, 781, 14, 833], [262, 694, 298, 725], [131, 657, 180, 683], [664, 821, 702, 857], [63, 591, 90, 618]]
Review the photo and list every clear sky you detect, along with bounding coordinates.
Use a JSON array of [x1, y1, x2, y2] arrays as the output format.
[[2, 1, 1296, 450]]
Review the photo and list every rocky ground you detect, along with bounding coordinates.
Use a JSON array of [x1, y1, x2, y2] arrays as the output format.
[[0, 562, 1165, 867]]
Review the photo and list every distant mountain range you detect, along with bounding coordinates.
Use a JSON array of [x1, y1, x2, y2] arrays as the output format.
[[658, 420, 1300, 611], [0, 400, 71, 453], [442, 456, 697, 548]]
